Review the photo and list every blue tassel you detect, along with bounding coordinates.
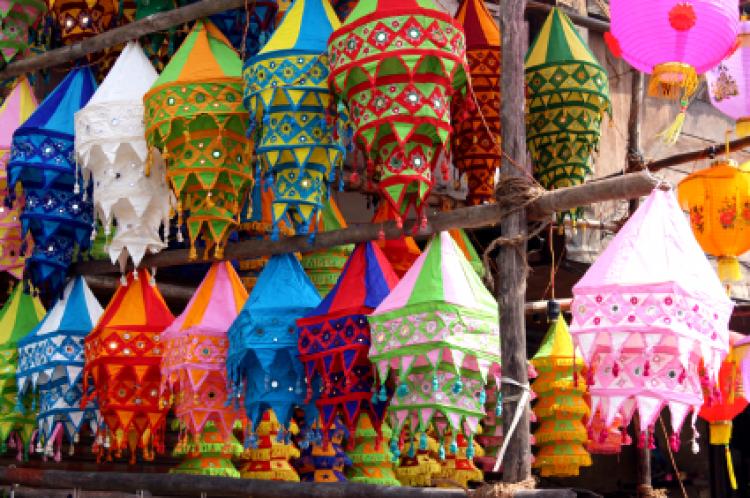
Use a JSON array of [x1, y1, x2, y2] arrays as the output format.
[[396, 383, 409, 397], [419, 433, 427, 451], [495, 403, 502, 417], [378, 385, 387, 402], [450, 437, 458, 455], [467, 437, 475, 459], [432, 375, 439, 392], [452, 379, 463, 394], [390, 439, 400, 460], [438, 441, 446, 461], [408, 440, 416, 458], [479, 390, 487, 405]]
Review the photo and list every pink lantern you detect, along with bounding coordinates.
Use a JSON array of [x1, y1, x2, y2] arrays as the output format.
[[570, 189, 732, 451], [706, 18, 750, 137], [608, 0, 739, 102]]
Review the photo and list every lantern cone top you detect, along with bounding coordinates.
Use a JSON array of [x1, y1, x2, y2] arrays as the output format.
[[455, 0, 498, 48], [0, 78, 36, 150], [89, 41, 157, 104], [258, 0, 339, 55], [0, 283, 45, 345], [526, 7, 601, 69]]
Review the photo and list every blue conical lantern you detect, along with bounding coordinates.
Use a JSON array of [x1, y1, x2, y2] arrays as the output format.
[[7, 67, 97, 299], [227, 253, 320, 433], [16, 276, 103, 461]]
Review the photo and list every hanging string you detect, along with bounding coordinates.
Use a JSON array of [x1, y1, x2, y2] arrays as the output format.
[[658, 416, 689, 498]]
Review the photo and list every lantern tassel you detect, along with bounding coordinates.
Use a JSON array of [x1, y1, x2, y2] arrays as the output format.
[[726, 445, 738, 490], [657, 99, 688, 146], [718, 256, 743, 283]]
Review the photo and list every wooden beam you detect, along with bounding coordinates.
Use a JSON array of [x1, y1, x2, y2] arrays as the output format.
[[0, 468, 465, 498], [0, 0, 245, 80], [498, 0, 532, 484], [84, 274, 195, 301], [525, 0, 610, 32], [70, 171, 659, 275]]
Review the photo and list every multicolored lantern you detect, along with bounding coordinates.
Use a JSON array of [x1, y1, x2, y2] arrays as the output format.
[[82, 269, 174, 463], [144, 20, 252, 260], [0, 77, 36, 280], [531, 308, 591, 477], [16, 276, 102, 461], [525, 8, 610, 207], [706, 19, 750, 137], [227, 253, 321, 432], [239, 409, 301, 481], [346, 414, 400, 485], [368, 231, 500, 457], [571, 189, 733, 450], [677, 158, 750, 283], [47, 0, 115, 45], [395, 431, 441, 486], [76, 41, 173, 273], [452, 0, 500, 205], [608, 0, 738, 101], [298, 241, 398, 437], [328, 0, 470, 226], [160, 262, 247, 476], [0, 283, 44, 459], [436, 430, 484, 488], [8, 67, 96, 300], [294, 418, 351, 482], [0, 0, 46, 65], [171, 421, 244, 477], [300, 196, 353, 297], [372, 202, 420, 278], [243, 0, 345, 237]]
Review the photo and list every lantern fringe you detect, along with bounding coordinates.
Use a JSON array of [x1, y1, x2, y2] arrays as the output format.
[[240, 469, 300, 481], [717, 256, 743, 283], [350, 452, 390, 464], [350, 476, 402, 486], [534, 429, 588, 444], [170, 466, 240, 478], [242, 445, 300, 461], [648, 63, 698, 100]]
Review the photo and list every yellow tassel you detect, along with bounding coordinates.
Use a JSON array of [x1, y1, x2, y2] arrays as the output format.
[[737, 118, 750, 137], [726, 445, 738, 490], [718, 256, 743, 283], [657, 105, 687, 146]]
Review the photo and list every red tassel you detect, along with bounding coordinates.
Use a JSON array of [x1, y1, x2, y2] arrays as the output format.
[[669, 433, 681, 452], [649, 432, 656, 450], [638, 431, 647, 449], [643, 360, 650, 377], [612, 362, 619, 378], [378, 228, 385, 241], [396, 216, 403, 229], [350, 171, 359, 184]]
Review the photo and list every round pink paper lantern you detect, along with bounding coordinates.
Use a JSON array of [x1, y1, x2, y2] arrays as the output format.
[[706, 18, 750, 136], [608, 0, 739, 100]]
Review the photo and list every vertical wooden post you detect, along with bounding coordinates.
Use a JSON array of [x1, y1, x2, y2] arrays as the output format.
[[626, 71, 645, 215], [634, 415, 652, 498], [498, 0, 532, 484]]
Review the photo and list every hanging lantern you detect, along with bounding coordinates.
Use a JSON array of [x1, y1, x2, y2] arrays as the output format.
[[531, 307, 591, 477], [436, 430, 484, 488], [47, 0, 115, 44], [161, 262, 247, 476], [227, 253, 321, 434], [368, 232, 500, 458], [298, 241, 398, 438], [76, 42, 173, 274], [328, 0, 470, 227], [0, 0, 46, 65], [16, 276, 102, 461], [244, 0, 345, 238], [294, 418, 352, 482], [372, 202, 420, 278], [395, 431, 441, 486], [346, 414, 400, 485], [706, 19, 750, 137], [452, 0, 500, 205], [525, 8, 610, 215], [171, 422, 244, 477], [0, 78, 36, 280], [144, 20, 252, 260], [697, 336, 750, 490], [239, 409, 301, 481], [7, 67, 96, 300], [82, 269, 174, 463], [571, 189, 732, 452], [677, 158, 750, 283], [586, 412, 630, 455], [300, 196, 353, 297], [0, 283, 44, 459]]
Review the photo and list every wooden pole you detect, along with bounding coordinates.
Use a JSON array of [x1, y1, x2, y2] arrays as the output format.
[[498, 0, 532, 483], [626, 70, 645, 215], [635, 415, 653, 498], [525, 1, 610, 32], [70, 171, 659, 275], [0, 0, 245, 80]]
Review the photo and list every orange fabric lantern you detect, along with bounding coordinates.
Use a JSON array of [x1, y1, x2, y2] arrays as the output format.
[[83, 270, 174, 463], [677, 158, 750, 283], [372, 202, 420, 277]]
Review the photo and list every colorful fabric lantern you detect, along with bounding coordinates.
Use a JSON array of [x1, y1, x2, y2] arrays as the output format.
[[368, 231, 501, 455], [76, 42, 173, 273], [0, 77, 36, 280], [328, 0, 470, 227], [436, 431, 484, 488], [677, 158, 750, 283], [227, 253, 321, 431], [452, 0, 500, 205], [300, 195, 353, 297], [15, 276, 102, 460], [525, 8, 610, 208], [0, 0, 46, 64], [395, 431, 441, 487], [608, 0, 739, 103], [239, 409, 301, 481], [372, 202, 420, 278], [144, 20, 252, 260], [706, 19, 750, 137], [0, 283, 44, 458], [243, 0, 345, 238], [7, 67, 96, 300], [82, 269, 174, 463], [297, 241, 398, 437], [171, 422, 244, 477], [294, 418, 351, 482], [47, 0, 115, 45], [531, 310, 591, 477], [161, 262, 247, 476], [346, 414, 400, 485], [586, 412, 630, 455], [570, 189, 733, 450]]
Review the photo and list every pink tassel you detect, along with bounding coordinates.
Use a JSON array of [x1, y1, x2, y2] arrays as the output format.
[[643, 360, 650, 377], [638, 431, 647, 449], [28, 429, 38, 455], [669, 433, 681, 452], [12, 432, 22, 462], [599, 429, 608, 444], [612, 362, 619, 378], [48, 422, 64, 463], [649, 432, 656, 450]]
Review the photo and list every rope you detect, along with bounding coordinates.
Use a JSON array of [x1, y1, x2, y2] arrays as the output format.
[[492, 377, 532, 473], [471, 477, 537, 498], [658, 417, 689, 498]]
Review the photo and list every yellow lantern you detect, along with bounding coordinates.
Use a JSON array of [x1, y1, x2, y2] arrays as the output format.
[[677, 158, 750, 282]]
